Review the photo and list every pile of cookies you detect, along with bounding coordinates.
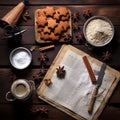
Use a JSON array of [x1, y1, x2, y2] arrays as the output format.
[[35, 6, 71, 42]]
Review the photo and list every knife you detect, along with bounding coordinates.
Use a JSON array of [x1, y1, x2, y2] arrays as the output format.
[[3, 29, 27, 39], [88, 63, 106, 114]]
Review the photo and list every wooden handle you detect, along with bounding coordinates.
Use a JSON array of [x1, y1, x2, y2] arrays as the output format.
[[88, 87, 98, 114]]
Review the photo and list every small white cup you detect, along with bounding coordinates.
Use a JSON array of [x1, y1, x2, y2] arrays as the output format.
[[6, 79, 35, 101]]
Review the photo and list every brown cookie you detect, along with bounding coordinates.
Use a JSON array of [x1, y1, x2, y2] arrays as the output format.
[[53, 10, 61, 21], [36, 15, 47, 27], [44, 6, 55, 17], [56, 7, 69, 17], [61, 13, 70, 21], [40, 31, 50, 41], [59, 21, 70, 31], [47, 18, 58, 29], [49, 32, 59, 41], [37, 27, 43, 33], [43, 26, 51, 34], [54, 25, 64, 35], [37, 8, 46, 16]]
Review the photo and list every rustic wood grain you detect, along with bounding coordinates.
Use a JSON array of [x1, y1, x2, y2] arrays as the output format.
[[0, 0, 120, 5], [0, 6, 120, 26], [0, 0, 120, 120]]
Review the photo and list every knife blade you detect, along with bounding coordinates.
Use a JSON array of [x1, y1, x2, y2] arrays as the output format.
[[88, 63, 106, 114], [3, 29, 27, 39]]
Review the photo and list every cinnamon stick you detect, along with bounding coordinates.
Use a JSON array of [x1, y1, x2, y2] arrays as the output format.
[[82, 56, 97, 84], [39, 45, 55, 51]]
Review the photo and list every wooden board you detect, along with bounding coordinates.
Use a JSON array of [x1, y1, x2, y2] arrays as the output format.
[[37, 45, 120, 120], [34, 6, 72, 43]]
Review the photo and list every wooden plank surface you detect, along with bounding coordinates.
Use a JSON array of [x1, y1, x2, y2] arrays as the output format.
[[1, 25, 120, 45], [0, 0, 120, 5], [0, 104, 76, 120], [0, 0, 120, 120], [0, 44, 120, 70], [0, 6, 120, 26]]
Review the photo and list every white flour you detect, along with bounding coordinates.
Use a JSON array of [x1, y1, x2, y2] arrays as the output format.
[[12, 51, 31, 69], [85, 19, 113, 45]]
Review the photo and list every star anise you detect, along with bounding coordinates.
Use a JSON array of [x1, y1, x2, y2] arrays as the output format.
[[30, 106, 48, 117], [75, 32, 83, 42], [72, 12, 80, 22], [102, 51, 111, 61], [39, 106, 48, 116], [83, 9, 92, 19], [39, 67, 47, 76], [32, 71, 42, 83], [22, 10, 31, 22], [38, 52, 49, 66], [56, 66, 66, 79], [72, 22, 81, 31]]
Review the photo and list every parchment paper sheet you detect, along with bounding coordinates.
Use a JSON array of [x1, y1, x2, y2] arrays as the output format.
[[42, 50, 115, 120]]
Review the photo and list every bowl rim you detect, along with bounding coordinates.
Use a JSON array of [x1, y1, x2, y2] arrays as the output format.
[[10, 47, 32, 70], [83, 15, 114, 47]]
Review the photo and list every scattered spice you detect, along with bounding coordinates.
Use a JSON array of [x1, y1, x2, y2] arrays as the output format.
[[72, 22, 81, 31], [9, 74, 17, 82], [22, 10, 31, 22], [63, 33, 72, 42], [30, 46, 37, 52], [39, 52, 49, 66], [72, 12, 80, 22], [56, 66, 66, 79], [39, 67, 48, 76], [32, 71, 42, 83], [76, 32, 83, 42], [83, 9, 92, 19], [44, 79, 52, 86], [30, 105, 48, 117], [32, 68, 47, 84], [102, 51, 111, 61], [85, 43, 93, 51]]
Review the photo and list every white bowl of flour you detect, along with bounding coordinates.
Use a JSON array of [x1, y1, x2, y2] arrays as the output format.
[[10, 47, 32, 70], [83, 16, 114, 47]]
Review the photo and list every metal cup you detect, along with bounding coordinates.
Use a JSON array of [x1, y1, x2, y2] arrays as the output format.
[[6, 79, 35, 101]]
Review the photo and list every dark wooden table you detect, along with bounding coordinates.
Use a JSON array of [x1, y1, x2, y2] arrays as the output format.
[[0, 0, 120, 120]]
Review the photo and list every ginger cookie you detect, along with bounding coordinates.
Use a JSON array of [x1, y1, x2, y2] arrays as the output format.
[[56, 7, 69, 17], [44, 6, 55, 17], [37, 8, 46, 16], [53, 10, 61, 21], [40, 31, 50, 41], [60, 21, 70, 31], [54, 25, 64, 35], [61, 13, 70, 21], [49, 32, 59, 41], [37, 27, 43, 33], [47, 18, 58, 29], [43, 26, 51, 34], [36, 15, 47, 27]]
